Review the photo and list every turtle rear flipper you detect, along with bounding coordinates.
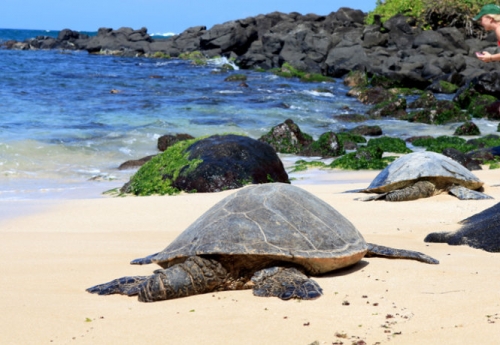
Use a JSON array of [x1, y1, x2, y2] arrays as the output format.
[[366, 243, 439, 264], [448, 185, 493, 200], [251, 267, 322, 300]]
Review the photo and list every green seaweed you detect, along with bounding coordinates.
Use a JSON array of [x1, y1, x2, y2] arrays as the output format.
[[290, 160, 328, 172], [126, 138, 204, 196], [329, 146, 397, 170], [272, 63, 333, 83], [367, 136, 412, 153], [411, 136, 473, 153]]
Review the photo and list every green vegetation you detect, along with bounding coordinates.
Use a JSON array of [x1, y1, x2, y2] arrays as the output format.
[[412, 135, 500, 153], [367, 136, 412, 153], [272, 63, 334, 83], [437, 80, 459, 94], [468, 94, 497, 118], [151, 51, 170, 59], [330, 146, 397, 170], [365, 0, 425, 26], [307, 132, 345, 157], [366, 0, 491, 37], [412, 136, 473, 152], [291, 159, 328, 172], [224, 74, 247, 82], [337, 132, 367, 146], [126, 138, 203, 196], [179, 51, 207, 65]]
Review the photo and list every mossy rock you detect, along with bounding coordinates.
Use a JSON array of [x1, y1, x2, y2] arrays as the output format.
[[123, 137, 204, 196], [273, 62, 333, 82], [367, 96, 407, 119], [406, 100, 470, 125], [427, 80, 459, 94], [336, 132, 367, 150], [151, 51, 170, 59], [343, 70, 368, 88], [290, 159, 328, 173], [367, 136, 412, 153], [329, 146, 397, 170], [178, 51, 207, 65], [466, 134, 500, 149], [411, 136, 474, 153], [467, 94, 497, 118], [498, 123, 500, 132], [123, 134, 290, 196], [259, 119, 313, 154], [454, 121, 481, 136], [304, 132, 345, 157], [224, 74, 247, 82]]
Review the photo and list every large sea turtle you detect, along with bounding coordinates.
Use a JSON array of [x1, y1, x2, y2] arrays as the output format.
[[87, 183, 438, 302], [350, 151, 492, 201], [424, 202, 500, 252]]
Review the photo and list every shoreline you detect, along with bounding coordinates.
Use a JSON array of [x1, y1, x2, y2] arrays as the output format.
[[1, 169, 499, 344]]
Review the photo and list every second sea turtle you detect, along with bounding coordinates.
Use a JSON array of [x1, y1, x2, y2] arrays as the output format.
[[350, 151, 492, 201]]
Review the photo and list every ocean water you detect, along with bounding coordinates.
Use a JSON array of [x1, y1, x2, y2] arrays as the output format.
[[0, 28, 498, 200]]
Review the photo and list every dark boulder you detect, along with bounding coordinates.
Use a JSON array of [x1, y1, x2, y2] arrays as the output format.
[[442, 148, 481, 170], [172, 134, 289, 193], [118, 155, 156, 170], [158, 133, 195, 152], [259, 118, 313, 154], [453, 121, 481, 136]]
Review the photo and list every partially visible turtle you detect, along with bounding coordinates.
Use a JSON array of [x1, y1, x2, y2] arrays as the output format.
[[424, 202, 500, 252], [87, 183, 438, 302], [349, 152, 492, 201]]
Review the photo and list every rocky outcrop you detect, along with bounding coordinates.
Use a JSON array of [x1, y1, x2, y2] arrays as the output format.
[[3, 8, 500, 91]]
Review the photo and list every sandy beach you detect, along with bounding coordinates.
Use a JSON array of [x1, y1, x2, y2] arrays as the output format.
[[1, 169, 499, 345]]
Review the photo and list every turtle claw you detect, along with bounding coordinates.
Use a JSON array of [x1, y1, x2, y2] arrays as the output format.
[[251, 267, 323, 300], [86, 276, 148, 296]]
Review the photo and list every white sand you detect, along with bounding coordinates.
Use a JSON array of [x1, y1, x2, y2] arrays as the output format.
[[1, 169, 499, 345]]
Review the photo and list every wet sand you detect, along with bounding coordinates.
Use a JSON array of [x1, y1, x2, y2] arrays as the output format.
[[1, 169, 499, 344]]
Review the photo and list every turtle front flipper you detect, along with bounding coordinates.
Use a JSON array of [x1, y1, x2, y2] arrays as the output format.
[[87, 276, 149, 296], [385, 181, 436, 201], [448, 185, 493, 200], [366, 243, 439, 264], [251, 267, 323, 300], [87, 256, 228, 302]]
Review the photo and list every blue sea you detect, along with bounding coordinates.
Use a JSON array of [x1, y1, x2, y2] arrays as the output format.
[[1, 28, 498, 201]]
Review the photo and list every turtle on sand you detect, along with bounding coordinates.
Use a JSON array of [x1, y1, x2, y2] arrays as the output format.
[[87, 183, 438, 302], [348, 151, 492, 202], [425, 202, 500, 252]]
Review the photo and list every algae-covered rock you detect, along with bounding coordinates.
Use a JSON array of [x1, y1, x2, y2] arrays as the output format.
[[337, 132, 367, 150], [468, 94, 497, 119], [367, 97, 407, 119], [349, 125, 383, 136], [406, 100, 470, 125], [454, 122, 481, 136], [122, 134, 289, 195], [367, 136, 412, 154], [426, 80, 459, 94], [224, 74, 247, 82], [158, 133, 195, 152], [259, 119, 313, 154], [302, 132, 345, 158], [411, 135, 473, 153], [329, 146, 396, 170]]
